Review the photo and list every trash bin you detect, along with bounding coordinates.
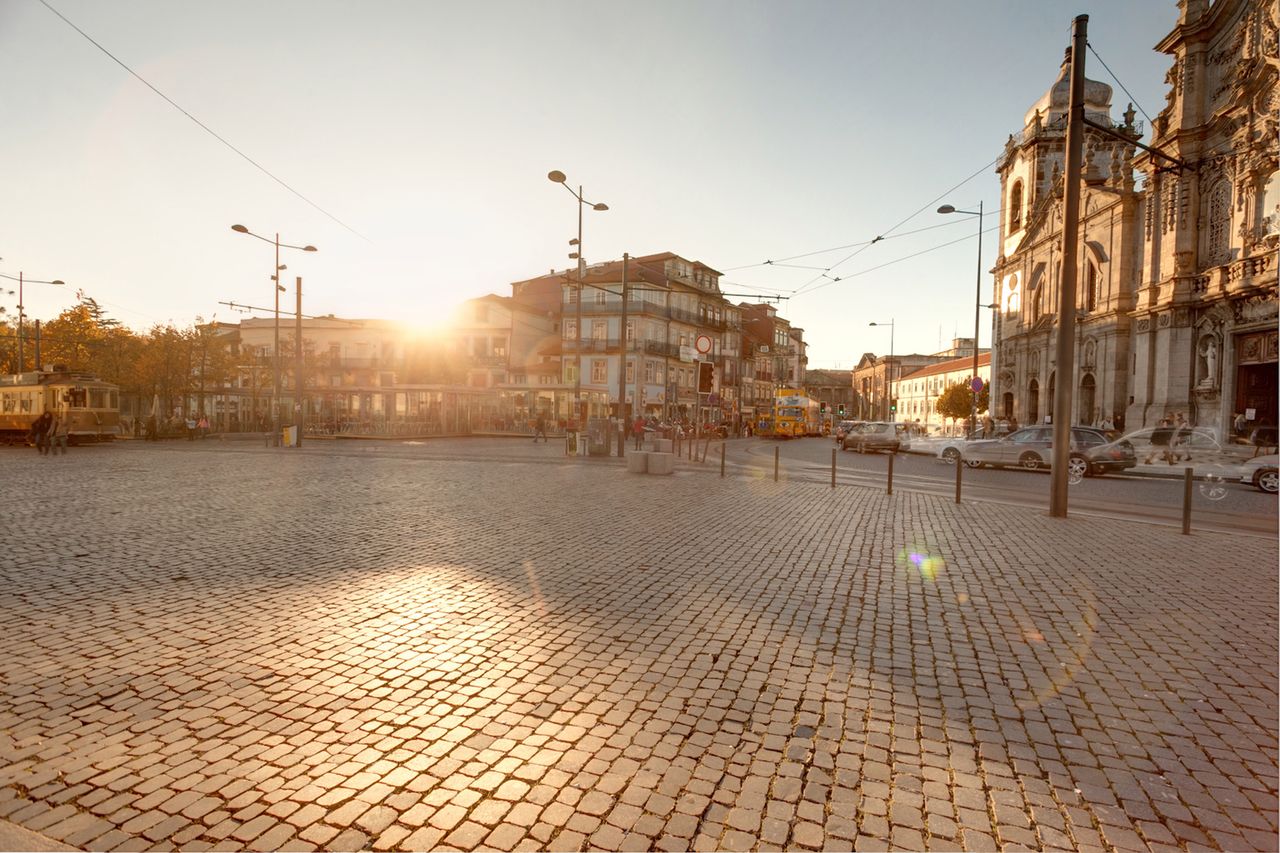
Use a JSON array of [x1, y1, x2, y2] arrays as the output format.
[[565, 431, 577, 456], [282, 426, 298, 447]]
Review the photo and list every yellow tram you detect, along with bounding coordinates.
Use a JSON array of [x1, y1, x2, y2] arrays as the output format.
[[0, 368, 121, 444]]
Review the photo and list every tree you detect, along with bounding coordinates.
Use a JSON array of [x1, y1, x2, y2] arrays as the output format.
[[935, 381, 990, 422]]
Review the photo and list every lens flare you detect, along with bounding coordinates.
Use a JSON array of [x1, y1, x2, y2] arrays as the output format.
[[896, 546, 945, 582]]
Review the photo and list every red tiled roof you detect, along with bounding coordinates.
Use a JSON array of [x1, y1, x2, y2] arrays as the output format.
[[897, 351, 991, 380]]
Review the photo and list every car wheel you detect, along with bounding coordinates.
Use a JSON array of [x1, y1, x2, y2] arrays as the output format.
[[1256, 468, 1279, 494], [1067, 455, 1089, 480], [1019, 452, 1042, 470], [963, 459, 982, 469], [941, 447, 960, 465]]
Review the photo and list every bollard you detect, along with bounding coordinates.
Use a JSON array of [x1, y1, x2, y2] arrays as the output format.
[[955, 456, 963, 503], [831, 448, 836, 488], [887, 453, 894, 495], [774, 446, 779, 482], [1182, 466, 1193, 535], [721, 443, 726, 478]]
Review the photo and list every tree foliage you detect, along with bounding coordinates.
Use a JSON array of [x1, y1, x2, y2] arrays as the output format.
[[934, 381, 990, 421]]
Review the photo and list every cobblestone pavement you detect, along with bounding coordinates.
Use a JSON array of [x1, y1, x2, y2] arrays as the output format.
[[1, 442, 1276, 852]]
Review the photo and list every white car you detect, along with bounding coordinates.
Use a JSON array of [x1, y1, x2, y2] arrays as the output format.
[[1240, 454, 1278, 494]]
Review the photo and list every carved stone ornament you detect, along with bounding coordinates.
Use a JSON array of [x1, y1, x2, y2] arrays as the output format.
[[1174, 250, 1197, 275], [1233, 293, 1280, 324], [1082, 338, 1097, 368], [1174, 307, 1191, 327], [1158, 313, 1172, 328], [1137, 318, 1152, 332]]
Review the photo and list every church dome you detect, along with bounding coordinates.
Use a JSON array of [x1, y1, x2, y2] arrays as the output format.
[[1022, 48, 1114, 127]]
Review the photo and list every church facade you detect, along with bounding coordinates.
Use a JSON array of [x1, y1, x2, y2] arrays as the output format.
[[990, 0, 1277, 438]]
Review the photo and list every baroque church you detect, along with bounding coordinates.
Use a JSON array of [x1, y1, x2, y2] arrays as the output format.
[[989, 0, 1277, 438]]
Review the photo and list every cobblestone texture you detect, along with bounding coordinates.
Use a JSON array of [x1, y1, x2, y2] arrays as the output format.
[[0, 441, 1276, 851]]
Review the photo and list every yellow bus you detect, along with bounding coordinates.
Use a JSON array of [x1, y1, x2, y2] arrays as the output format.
[[772, 389, 821, 438]]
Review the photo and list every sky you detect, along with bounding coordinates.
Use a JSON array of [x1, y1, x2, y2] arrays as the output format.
[[0, 0, 1177, 369]]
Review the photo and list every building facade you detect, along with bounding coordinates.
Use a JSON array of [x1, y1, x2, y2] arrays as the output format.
[[992, 0, 1277, 436], [895, 352, 992, 432]]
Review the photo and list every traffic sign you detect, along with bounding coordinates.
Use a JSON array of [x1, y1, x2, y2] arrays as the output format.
[[695, 334, 713, 354], [970, 376, 984, 393]]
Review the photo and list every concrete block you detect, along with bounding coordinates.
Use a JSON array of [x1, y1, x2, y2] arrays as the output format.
[[647, 452, 674, 475], [626, 451, 649, 474], [649, 438, 673, 453]]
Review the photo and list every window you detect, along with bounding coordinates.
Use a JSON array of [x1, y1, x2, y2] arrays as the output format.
[[645, 361, 657, 383], [594, 288, 607, 306], [1009, 180, 1024, 231], [591, 320, 607, 341], [566, 287, 578, 304], [563, 319, 577, 339], [625, 361, 635, 384], [1085, 262, 1098, 312], [591, 359, 607, 383], [1207, 180, 1230, 261], [625, 320, 635, 343], [564, 364, 577, 383]]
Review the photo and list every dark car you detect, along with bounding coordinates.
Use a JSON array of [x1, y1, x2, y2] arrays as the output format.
[[961, 426, 1120, 476]]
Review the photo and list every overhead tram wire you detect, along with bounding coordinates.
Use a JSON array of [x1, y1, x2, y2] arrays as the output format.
[[789, 155, 1003, 296], [36, 0, 367, 242], [1086, 42, 1156, 129], [790, 222, 1002, 299]]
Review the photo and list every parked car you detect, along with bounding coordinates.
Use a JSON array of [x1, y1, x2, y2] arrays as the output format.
[[1113, 425, 1247, 467], [935, 431, 983, 465], [833, 420, 860, 443], [1240, 454, 1278, 494], [960, 426, 1115, 475], [842, 421, 910, 453]]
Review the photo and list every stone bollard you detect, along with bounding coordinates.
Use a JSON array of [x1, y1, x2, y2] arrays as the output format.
[[647, 452, 675, 475], [627, 451, 649, 474]]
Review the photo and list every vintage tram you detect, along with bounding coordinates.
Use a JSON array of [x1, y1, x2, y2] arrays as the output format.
[[0, 367, 121, 444]]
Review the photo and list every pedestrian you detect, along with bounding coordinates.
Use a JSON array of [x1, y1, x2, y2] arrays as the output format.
[[198, 415, 209, 439], [632, 414, 646, 450], [1146, 417, 1173, 464], [1100, 414, 1115, 431], [49, 411, 69, 455], [1171, 413, 1192, 462], [185, 414, 197, 441], [146, 414, 158, 441], [30, 410, 53, 454], [533, 413, 547, 443]]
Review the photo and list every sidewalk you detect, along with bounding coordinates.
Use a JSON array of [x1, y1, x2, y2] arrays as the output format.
[[0, 444, 1275, 851]]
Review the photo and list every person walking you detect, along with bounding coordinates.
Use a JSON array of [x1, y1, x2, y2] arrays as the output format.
[[1171, 413, 1192, 463], [30, 410, 53, 455], [49, 411, 69, 455], [1146, 417, 1173, 464], [632, 414, 646, 450], [533, 413, 547, 443]]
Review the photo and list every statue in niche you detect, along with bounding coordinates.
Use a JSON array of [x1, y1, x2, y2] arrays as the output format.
[[1083, 339, 1097, 368], [1198, 335, 1219, 388]]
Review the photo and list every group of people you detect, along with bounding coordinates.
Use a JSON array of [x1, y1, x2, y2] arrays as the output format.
[[27, 410, 70, 456], [1145, 413, 1195, 464]]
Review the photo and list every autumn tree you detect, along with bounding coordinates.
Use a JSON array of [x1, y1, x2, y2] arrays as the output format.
[[934, 381, 990, 423]]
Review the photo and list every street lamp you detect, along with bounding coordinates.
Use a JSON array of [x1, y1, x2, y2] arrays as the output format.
[[869, 320, 894, 421], [0, 271, 66, 372], [938, 202, 985, 436], [547, 170, 608, 427], [230, 225, 317, 446]]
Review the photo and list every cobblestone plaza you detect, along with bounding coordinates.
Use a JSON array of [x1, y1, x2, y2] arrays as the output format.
[[1, 442, 1277, 851]]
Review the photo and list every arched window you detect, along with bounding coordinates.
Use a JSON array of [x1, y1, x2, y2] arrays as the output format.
[[1009, 180, 1024, 232], [1085, 262, 1098, 312], [1207, 180, 1231, 262]]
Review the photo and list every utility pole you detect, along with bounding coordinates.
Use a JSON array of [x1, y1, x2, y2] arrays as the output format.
[[617, 253, 628, 457], [295, 276, 304, 448], [1050, 14, 1088, 517]]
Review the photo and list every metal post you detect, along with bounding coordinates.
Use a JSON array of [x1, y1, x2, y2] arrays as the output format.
[[831, 447, 836, 488], [575, 188, 583, 429], [774, 446, 779, 482], [720, 443, 726, 478], [15, 272, 22, 373], [887, 453, 894, 495], [1050, 15, 1088, 517], [273, 234, 282, 447], [971, 199, 983, 436], [617, 253, 629, 457], [955, 456, 963, 503], [1182, 467, 1193, 535], [33, 320, 41, 370], [295, 276, 304, 448]]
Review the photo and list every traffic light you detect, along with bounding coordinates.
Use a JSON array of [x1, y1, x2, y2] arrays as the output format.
[[820, 401, 827, 414], [838, 403, 845, 416], [890, 402, 897, 414], [697, 361, 715, 393]]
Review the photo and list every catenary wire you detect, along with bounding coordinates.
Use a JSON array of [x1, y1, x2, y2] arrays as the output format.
[[35, 0, 368, 241], [1086, 41, 1155, 129]]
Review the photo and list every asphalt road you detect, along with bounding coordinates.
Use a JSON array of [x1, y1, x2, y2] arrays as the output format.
[[724, 436, 1278, 537]]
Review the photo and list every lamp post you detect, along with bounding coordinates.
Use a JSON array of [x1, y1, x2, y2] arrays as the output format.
[[231, 225, 317, 446], [547, 170, 607, 427], [869, 320, 894, 420], [1, 271, 66, 373], [938, 201, 985, 436]]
